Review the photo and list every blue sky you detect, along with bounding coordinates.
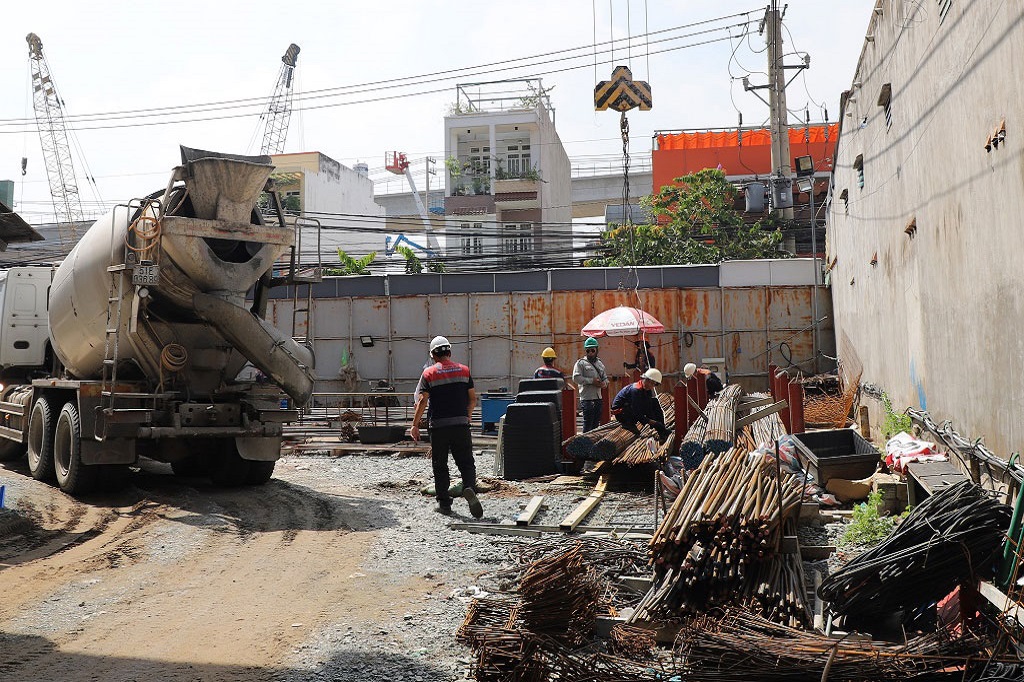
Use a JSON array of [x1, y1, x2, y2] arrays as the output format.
[[1, 0, 874, 224]]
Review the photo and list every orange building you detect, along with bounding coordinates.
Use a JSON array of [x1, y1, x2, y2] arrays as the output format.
[[652, 124, 838, 190]]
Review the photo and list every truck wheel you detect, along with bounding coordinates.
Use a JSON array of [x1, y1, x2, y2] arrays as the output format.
[[0, 439, 25, 462], [170, 456, 207, 478], [54, 401, 96, 495], [246, 460, 276, 485], [208, 447, 250, 487], [27, 398, 56, 481]]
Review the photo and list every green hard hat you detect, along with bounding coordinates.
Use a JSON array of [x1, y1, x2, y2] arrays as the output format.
[[584, 337, 599, 349]]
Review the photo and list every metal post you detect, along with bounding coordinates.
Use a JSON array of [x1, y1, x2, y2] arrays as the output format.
[[810, 184, 818, 374]]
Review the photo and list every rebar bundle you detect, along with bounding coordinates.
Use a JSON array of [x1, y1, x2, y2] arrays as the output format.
[[633, 449, 807, 624], [518, 545, 604, 646], [674, 608, 1000, 682], [609, 623, 656, 660], [679, 384, 742, 469], [736, 393, 787, 450], [564, 422, 618, 461], [457, 598, 517, 647], [612, 394, 676, 466], [818, 480, 1011, 620]]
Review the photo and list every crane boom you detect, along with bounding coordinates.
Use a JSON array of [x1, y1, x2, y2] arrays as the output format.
[[260, 44, 301, 156], [26, 32, 83, 247]]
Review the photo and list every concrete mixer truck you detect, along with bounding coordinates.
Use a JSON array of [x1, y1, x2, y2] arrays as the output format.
[[0, 147, 316, 495]]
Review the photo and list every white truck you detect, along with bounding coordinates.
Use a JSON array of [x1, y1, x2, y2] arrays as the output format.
[[0, 147, 316, 495]]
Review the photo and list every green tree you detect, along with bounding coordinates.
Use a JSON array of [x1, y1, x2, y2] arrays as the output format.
[[586, 168, 785, 267], [396, 245, 445, 274], [326, 249, 376, 276]]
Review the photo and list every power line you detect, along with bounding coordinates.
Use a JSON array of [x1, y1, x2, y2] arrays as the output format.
[[0, 17, 757, 134]]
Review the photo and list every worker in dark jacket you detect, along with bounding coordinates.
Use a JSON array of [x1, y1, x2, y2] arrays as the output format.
[[624, 339, 656, 376], [411, 335, 483, 518], [533, 347, 576, 390], [611, 368, 669, 440]]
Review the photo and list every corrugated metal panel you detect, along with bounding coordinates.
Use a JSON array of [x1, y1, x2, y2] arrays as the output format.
[[264, 272, 832, 399], [472, 294, 513, 383], [511, 293, 548, 380], [391, 296, 431, 381]]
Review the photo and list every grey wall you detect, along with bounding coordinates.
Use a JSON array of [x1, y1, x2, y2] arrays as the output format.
[[827, 1, 1024, 456]]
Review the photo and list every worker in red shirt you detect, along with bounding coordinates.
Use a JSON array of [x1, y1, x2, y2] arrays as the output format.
[[533, 347, 576, 389], [611, 368, 670, 441], [411, 336, 483, 518]]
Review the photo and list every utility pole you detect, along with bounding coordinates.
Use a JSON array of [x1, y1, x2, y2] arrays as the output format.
[[766, 1, 793, 221]]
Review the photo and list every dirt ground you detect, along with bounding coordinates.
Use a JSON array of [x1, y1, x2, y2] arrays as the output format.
[[0, 444, 642, 681]]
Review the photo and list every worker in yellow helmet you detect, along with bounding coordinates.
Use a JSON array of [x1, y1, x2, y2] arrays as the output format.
[[534, 347, 576, 390]]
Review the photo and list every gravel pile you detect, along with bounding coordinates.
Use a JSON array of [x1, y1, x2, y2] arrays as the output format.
[[277, 446, 624, 681]]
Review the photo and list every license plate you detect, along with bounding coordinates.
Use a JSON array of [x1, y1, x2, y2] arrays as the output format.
[[132, 264, 160, 286]]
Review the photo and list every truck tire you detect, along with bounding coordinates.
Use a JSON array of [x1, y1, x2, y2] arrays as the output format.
[[0, 439, 25, 462], [170, 456, 207, 478], [208, 446, 250, 487], [246, 460, 276, 485], [54, 401, 97, 495], [27, 398, 56, 482]]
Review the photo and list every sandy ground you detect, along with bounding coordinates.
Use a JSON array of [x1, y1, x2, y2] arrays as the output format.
[[0, 444, 650, 681]]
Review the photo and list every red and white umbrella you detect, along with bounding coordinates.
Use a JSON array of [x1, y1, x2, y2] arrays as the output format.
[[581, 306, 665, 338]]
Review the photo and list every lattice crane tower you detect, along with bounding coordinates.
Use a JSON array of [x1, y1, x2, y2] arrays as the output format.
[[26, 32, 83, 247], [260, 44, 301, 156]]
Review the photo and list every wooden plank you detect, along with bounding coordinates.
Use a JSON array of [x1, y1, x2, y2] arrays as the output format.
[[737, 396, 776, 411], [449, 524, 543, 538], [516, 496, 545, 526], [559, 474, 609, 531], [735, 400, 788, 428], [978, 581, 1024, 628], [618, 575, 654, 592], [802, 545, 837, 560], [812, 569, 824, 632], [450, 522, 655, 535]]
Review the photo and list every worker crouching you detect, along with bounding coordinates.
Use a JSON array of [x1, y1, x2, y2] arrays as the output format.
[[611, 368, 670, 441]]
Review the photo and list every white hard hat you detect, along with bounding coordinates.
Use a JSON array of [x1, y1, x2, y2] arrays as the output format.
[[683, 363, 697, 379], [642, 368, 663, 384], [429, 335, 451, 353]]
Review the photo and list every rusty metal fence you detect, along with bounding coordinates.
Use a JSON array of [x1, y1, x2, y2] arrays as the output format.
[[268, 260, 834, 405]]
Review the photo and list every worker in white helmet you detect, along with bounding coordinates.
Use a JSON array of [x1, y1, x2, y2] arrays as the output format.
[[611, 368, 670, 441], [684, 362, 724, 399], [411, 335, 483, 518]]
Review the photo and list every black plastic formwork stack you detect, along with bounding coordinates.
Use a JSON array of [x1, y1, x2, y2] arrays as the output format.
[[501, 380, 565, 480]]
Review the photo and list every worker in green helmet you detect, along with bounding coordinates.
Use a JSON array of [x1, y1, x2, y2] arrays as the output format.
[[572, 336, 608, 433]]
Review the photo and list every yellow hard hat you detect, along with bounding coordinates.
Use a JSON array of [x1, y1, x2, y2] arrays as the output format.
[[541, 347, 557, 359]]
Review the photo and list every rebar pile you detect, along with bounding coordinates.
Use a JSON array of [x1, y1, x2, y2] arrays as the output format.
[[632, 449, 806, 624], [609, 623, 656, 660], [818, 480, 1011, 620], [564, 422, 618, 461], [457, 598, 517, 647], [674, 607, 999, 682], [612, 394, 676, 466], [518, 545, 604, 646], [679, 384, 742, 469], [736, 393, 788, 450]]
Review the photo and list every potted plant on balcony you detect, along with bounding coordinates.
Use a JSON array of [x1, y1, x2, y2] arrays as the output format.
[[446, 156, 466, 196]]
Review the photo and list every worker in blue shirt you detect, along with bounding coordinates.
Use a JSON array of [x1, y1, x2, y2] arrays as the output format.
[[611, 368, 669, 441]]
